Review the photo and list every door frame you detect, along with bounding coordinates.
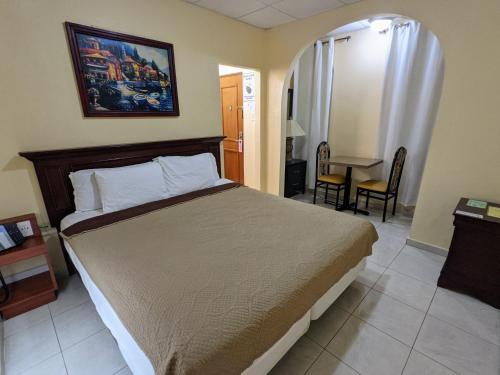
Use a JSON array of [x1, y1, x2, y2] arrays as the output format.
[[218, 65, 261, 190]]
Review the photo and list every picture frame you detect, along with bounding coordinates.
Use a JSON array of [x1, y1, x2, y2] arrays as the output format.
[[65, 22, 179, 117]]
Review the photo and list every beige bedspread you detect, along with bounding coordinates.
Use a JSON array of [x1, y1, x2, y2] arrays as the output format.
[[62, 184, 377, 375]]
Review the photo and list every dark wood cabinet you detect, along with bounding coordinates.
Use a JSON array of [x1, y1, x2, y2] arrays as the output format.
[[285, 159, 307, 198], [438, 198, 500, 309]]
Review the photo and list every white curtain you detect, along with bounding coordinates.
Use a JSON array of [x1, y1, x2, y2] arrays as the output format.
[[307, 38, 335, 187], [378, 21, 444, 206]]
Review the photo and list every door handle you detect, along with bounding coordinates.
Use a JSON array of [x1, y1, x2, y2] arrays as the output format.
[[238, 131, 243, 153]]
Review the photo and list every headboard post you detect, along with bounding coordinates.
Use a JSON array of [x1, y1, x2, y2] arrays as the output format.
[[20, 137, 225, 229]]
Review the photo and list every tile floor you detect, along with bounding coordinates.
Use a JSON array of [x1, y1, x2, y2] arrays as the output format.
[[2, 192, 499, 375]]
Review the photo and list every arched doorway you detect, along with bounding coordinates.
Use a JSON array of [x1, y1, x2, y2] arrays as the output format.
[[281, 15, 444, 223]]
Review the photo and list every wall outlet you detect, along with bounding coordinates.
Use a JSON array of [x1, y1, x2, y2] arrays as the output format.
[[16, 220, 34, 237]]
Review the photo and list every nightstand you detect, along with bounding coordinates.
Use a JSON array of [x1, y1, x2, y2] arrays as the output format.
[[0, 214, 58, 319], [285, 159, 307, 198]]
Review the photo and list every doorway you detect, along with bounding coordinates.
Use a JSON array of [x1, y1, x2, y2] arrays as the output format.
[[219, 65, 261, 189], [282, 16, 444, 221], [220, 73, 244, 183]]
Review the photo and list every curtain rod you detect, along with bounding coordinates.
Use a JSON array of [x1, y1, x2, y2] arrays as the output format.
[[317, 36, 351, 45]]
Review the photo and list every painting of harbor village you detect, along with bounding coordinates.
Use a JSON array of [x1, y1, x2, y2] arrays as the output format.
[[66, 23, 179, 117]]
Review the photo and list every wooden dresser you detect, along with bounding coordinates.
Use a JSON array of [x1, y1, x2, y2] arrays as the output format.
[[438, 198, 500, 309]]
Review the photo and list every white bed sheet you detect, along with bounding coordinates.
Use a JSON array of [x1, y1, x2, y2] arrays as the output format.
[[64, 240, 154, 375], [61, 187, 366, 375]]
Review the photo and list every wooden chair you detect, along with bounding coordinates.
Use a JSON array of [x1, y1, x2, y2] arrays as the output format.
[[313, 142, 346, 208], [354, 147, 407, 222]]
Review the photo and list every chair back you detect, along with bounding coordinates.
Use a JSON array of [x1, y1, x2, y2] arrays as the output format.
[[315, 142, 331, 179], [387, 147, 407, 194]]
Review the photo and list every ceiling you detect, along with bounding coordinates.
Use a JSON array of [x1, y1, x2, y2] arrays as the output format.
[[330, 19, 370, 36], [183, 0, 363, 29]]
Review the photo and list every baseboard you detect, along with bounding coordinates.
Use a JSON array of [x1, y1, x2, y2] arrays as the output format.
[[406, 238, 448, 257], [4, 264, 49, 285]]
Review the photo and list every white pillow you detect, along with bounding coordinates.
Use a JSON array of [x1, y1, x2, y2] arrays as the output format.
[[155, 153, 220, 196], [94, 162, 168, 213], [69, 169, 103, 212]]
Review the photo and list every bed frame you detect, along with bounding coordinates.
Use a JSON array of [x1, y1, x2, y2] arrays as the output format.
[[20, 137, 224, 228], [20, 136, 224, 269]]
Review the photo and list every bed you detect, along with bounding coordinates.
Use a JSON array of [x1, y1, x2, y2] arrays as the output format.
[[20, 137, 378, 375]]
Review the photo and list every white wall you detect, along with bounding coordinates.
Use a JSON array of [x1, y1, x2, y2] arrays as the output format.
[[219, 65, 261, 189], [293, 26, 391, 188]]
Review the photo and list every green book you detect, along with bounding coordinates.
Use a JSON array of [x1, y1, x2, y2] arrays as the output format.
[[467, 199, 487, 209]]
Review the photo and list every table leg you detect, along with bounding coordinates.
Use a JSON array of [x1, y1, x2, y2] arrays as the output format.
[[336, 166, 370, 215], [336, 167, 352, 211]]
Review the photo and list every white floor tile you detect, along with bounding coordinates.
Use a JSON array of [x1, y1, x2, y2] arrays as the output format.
[[368, 235, 405, 267], [270, 336, 322, 375], [306, 351, 359, 375], [354, 290, 425, 346], [53, 301, 106, 350], [307, 305, 350, 347], [415, 315, 500, 375], [384, 215, 413, 228], [403, 350, 456, 375], [355, 261, 385, 287], [19, 353, 67, 375], [49, 275, 90, 317], [63, 330, 126, 375], [365, 214, 383, 228], [429, 288, 500, 345], [327, 316, 411, 375], [377, 222, 410, 240], [332, 281, 370, 313], [374, 269, 436, 311], [113, 367, 133, 375], [4, 305, 51, 338], [390, 245, 445, 285], [5, 319, 60, 375]]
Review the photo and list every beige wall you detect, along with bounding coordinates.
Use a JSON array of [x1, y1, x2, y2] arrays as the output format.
[[293, 27, 390, 186], [330, 27, 390, 185], [0, 0, 264, 275], [262, 0, 500, 250]]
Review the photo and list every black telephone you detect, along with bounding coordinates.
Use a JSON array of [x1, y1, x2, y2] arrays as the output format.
[[3, 223, 25, 246], [0, 223, 25, 251], [0, 223, 25, 304]]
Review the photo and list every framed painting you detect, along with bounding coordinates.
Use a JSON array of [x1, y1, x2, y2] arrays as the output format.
[[65, 22, 179, 117]]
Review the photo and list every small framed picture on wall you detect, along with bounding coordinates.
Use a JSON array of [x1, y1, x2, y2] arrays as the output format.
[[65, 22, 180, 117]]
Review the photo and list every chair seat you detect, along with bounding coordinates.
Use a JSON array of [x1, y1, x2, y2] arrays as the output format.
[[318, 174, 345, 185], [358, 179, 387, 193]]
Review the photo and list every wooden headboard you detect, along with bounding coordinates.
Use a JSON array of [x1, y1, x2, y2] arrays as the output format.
[[20, 137, 224, 229]]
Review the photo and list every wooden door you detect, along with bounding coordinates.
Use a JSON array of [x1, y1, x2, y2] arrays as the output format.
[[220, 73, 244, 183]]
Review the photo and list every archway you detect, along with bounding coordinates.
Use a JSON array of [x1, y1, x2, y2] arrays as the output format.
[[280, 14, 444, 222]]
